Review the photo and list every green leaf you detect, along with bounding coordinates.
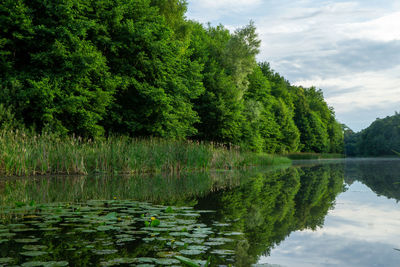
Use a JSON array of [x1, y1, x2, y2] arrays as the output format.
[[173, 256, 200, 267]]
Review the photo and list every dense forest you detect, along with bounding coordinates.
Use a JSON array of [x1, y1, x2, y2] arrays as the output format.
[[345, 112, 400, 156], [0, 0, 343, 154]]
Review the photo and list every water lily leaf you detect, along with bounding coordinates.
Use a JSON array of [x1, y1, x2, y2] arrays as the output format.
[[42, 261, 69, 266], [156, 251, 177, 258], [165, 207, 174, 213], [103, 212, 117, 220], [0, 257, 14, 264], [154, 258, 180, 265], [92, 249, 118, 255], [187, 245, 207, 251], [223, 232, 243, 236], [169, 232, 190, 237], [15, 238, 40, 243], [189, 233, 208, 238], [207, 237, 233, 243], [0, 232, 16, 238], [203, 241, 225, 246], [179, 249, 203, 255], [196, 210, 216, 213], [173, 256, 200, 267], [179, 213, 200, 217], [136, 257, 155, 263], [116, 237, 136, 243], [181, 238, 204, 244], [99, 258, 137, 266], [23, 245, 48, 251], [150, 219, 160, 227], [20, 251, 48, 257], [96, 225, 118, 231], [21, 261, 45, 267], [211, 249, 235, 255], [81, 229, 96, 233], [13, 228, 36, 232]]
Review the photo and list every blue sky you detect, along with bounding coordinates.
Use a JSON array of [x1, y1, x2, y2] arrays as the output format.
[[186, 0, 400, 131]]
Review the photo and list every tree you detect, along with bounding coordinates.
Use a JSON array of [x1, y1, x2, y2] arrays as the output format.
[[0, 0, 117, 137]]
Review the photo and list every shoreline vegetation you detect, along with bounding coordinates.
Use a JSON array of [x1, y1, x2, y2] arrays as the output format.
[[283, 152, 345, 160], [0, 130, 291, 177]]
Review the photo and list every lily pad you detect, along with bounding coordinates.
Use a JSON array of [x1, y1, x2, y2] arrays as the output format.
[[23, 245, 48, 251], [136, 258, 155, 263], [92, 249, 118, 255], [0, 257, 14, 264], [21, 261, 46, 267], [99, 258, 137, 266], [42, 261, 69, 266], [15, 238, 40, 243], [154, 258, 180, 265], [211, 249, 235, 255], [179, 249, 203, 255], [0, 232, 16, 238], [20, 251, 49, 257]]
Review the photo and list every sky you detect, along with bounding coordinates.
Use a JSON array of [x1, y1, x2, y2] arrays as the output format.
[[186, 0, 400, 132]]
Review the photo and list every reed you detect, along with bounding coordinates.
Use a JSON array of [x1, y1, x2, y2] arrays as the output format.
[[0, 130, 290, 176]]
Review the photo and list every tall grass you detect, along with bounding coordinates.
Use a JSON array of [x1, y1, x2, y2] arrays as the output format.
[[0, 130, 290, 176]]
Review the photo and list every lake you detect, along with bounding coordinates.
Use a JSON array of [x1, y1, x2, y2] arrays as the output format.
[[0, 158, 399, 266]]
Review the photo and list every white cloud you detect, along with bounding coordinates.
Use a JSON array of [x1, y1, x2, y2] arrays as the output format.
[[338, 12, 400, 42], [189, 0, 261, 10], [187, 0, 262, 23], [294, 66, 400, 113], [306, 201, 400, 246]]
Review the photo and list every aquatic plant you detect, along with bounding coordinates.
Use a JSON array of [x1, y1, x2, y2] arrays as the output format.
[[0, 200, 239, 266], [0, 129, 290, 176]]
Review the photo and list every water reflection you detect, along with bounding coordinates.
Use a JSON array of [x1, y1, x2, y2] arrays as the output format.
[[0, 163, 345, 266], [345, 158, 400, 201], [261, 159, 400, 267], [196, 164, 344, 265]]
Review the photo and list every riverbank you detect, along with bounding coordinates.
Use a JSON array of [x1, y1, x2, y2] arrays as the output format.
[[0, 130, 290, 176], [283, 152, 344, 160]]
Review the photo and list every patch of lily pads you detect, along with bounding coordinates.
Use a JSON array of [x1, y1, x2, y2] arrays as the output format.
[[0, 199, 242, 265]]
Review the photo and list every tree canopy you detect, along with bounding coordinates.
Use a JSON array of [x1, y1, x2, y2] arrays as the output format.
[[345, 113, 400, 156], [0, 0, 344, 153]]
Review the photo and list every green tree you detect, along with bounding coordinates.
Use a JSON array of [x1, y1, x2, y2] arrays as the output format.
[[0, 0, 116, 137]]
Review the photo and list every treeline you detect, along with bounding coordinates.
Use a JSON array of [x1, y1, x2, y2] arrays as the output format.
[[345, 112, 400, 156], [0, 0, 343, 153]]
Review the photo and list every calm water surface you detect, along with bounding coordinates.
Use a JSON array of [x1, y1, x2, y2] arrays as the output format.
[[0, 159, 399, 266], [258, 158, 400, 267]]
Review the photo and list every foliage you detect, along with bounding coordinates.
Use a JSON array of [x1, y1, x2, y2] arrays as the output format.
[[344, 113, 400, 156], [0, 0, 344, 153]]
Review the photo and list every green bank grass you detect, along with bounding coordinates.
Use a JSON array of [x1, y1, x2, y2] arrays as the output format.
[[0, 130, 290, 176], [283, 152, 344, 160]]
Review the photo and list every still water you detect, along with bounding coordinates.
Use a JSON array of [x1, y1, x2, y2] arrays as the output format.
[[0, 159, 399, 266], [258, 158, 400, 267]]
